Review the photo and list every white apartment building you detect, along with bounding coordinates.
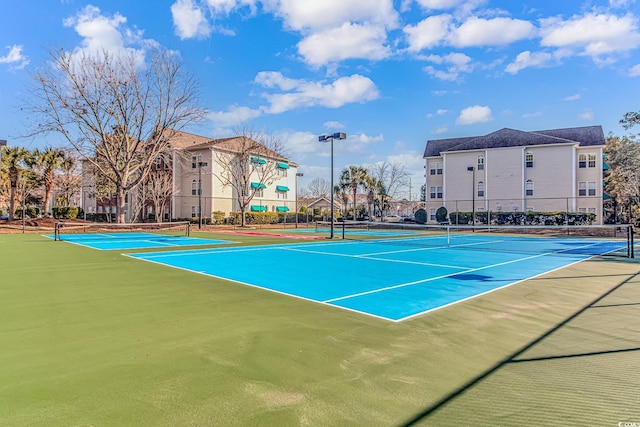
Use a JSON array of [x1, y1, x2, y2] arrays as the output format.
[[423, 126, 605, 225]]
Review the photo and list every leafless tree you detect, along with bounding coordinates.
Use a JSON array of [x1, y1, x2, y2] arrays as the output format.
[[25, 48, 207, 223], [55, 151, 82, 207], [213, 128, 287, 227], [307, 177, 331, 198], [146, 157, 174, 222], [370, 161, 409, 200]]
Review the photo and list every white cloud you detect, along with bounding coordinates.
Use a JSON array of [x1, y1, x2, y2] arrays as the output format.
[[414, 0, 467, 9], [254, 72, 380, 114], [274, 0, 398, 31], [609, 0, 635, 6], [579, 111, 594, 121], [422, 52, 472, 80], [403, 15, 452, 51], [171, 0, 211, 39], [324, 121, 345, 129], [630, 64, 640, 76], [448, 17, 536, 47], [297, 22, 391, 66], [505, 50, 553, 74], [540, 13, 640, 60], [427, 109, 449, 119], [564, 93, 581, 101], [63, 5, 149, 65], [522, 112, 542, 118], [434, 127, 449, 134], [208, 104, 262, 127], [456, 105, 493, 125], [0, 45, 29, 69]]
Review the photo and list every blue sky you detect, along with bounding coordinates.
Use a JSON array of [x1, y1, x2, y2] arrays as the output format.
[[1, 0, 640, 198]]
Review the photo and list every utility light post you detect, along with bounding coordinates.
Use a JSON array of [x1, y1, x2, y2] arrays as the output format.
[[197, 161, 208, 229], [295, 172, 303, 228], [319, 132, 346, 239], [467, 166, 475, 226]]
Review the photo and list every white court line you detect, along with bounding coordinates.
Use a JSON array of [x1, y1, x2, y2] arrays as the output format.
[[280, 246, 468, 269], [322, 246, 590, 304]]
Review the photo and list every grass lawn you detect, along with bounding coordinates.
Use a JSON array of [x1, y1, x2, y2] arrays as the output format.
[[1, 230, 639, 426]]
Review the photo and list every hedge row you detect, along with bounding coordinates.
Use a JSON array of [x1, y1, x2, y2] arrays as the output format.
[[449, 211, 597, 226]]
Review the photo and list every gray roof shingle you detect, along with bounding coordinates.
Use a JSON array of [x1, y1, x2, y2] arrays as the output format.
[[424, 125, 604, 157]]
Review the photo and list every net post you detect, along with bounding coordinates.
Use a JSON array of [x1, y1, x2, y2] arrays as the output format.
[[341, 220, 345, 239], [446, 224, 450, 246], [186, 222, 191, 237], [54, 222, 58, 241], [629, 225, 635, 259]]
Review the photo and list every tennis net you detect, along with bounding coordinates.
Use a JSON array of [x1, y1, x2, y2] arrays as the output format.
[[314, 221, 635, 258], [54, 221, 191, 241]]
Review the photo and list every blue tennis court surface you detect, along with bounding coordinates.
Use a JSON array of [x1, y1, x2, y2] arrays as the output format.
[[45, 232, 233, 250], [125, 234, 629, 321]]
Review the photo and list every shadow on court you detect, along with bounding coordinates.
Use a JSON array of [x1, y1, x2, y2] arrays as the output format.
[[400, 266, 640, 426]]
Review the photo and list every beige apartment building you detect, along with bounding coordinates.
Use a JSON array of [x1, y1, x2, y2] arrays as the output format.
[[82, 130, 298, 222], [169, 131, 298, 220], [423, 126, 606, 225]]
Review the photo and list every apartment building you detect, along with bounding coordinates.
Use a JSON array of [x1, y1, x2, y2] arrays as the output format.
[[83, 130, 298, 222], [423, 126, 605, 224]]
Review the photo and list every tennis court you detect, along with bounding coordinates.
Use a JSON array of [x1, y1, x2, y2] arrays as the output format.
[[44, 221, 234, 250], [127, 230, 631, 321], [45, 232, 232, 250]]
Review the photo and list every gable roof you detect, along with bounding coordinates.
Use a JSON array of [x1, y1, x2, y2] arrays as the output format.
[[424, 125, 604, 157], [168, 130, 297, 166]]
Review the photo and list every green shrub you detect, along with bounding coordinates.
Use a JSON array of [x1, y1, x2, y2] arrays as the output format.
[[211, 211, 226, 225], [52, 206, 79, 219], [414, 208, 427, 224]]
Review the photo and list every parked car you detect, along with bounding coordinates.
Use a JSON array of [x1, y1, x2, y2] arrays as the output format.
[[400, 215, 415, 223], [383, 214, 401, 223]]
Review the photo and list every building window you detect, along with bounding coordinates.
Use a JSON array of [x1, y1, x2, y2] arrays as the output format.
[[430, 186, 436, 199], [430, 208, 436, 221], [255, 188, 264, 197], [525, 152, 534, 168], [429, 161, 443, 175], [579, 207, 586, 213], [588, 181, 596, 196], [578, 181, 586, 196], [588, 154, 596, 168], [191, 154, 202, 169], [436, 186, 443, 199], [477, 181, 485, 197], [191, 180, 197, 196], [156, 156, 162, 169], [477, 155, 484, 171], [578, 153, 587, 168], [191, 206, 196, 218], [525, 180, 534, 196], [277, 168, 288, 177], [588, 207, 597, 214]]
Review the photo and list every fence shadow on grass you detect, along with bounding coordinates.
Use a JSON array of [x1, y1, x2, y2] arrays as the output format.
[[399, 267, 640, 426]]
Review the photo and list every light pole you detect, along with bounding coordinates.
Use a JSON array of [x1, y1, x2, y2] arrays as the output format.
[[197, 161, 208, 229], [295, 172, 303, 228], [319, 132, 346, 239], [467, 166, 475, 226], [0, 140, 5, 217]]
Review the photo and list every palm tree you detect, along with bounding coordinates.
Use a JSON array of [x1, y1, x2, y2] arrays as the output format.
[[32, 147, 67, 216], [363, 175, 379, 220], [3, 147, 29, 220], [339, 166, 368, 219]]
